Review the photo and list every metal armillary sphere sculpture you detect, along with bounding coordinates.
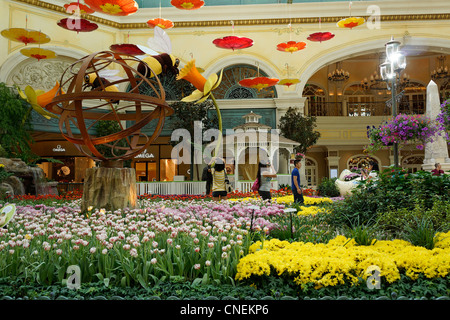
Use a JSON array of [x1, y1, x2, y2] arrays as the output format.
[[46, 51, 173, 166], [45, 51, 174, 211]]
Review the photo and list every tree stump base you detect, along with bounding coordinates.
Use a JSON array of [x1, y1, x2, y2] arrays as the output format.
[[81, 167, 137, 212]]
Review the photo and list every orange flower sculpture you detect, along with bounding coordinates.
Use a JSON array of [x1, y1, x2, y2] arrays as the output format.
[[20, 48, 56, 61], [337, 17, 365, 29], [17, 82, 61, 119], [171, 0, 204, 10], [239, 77, 279, 91], [84, 0, 138, 16], [1, 28, 50, 45], [177, 60, 223, 104], [147, 18, 174, 29], [276, 41, 306, 53], [64, 2, 95, 14]]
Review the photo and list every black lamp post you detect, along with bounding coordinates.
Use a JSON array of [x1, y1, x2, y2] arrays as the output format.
[[380, 37, 407, 168]]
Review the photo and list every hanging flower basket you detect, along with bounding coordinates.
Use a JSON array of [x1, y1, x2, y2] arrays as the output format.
[[365, 114, 441, 153], [437, 100, 450, 143]]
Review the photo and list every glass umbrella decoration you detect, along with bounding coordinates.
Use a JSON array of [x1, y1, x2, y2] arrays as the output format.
[[213, 21, 253, 51], [20, 46, 56, 61], [171, 0, 204, 10], [238, 63, 278, 91], [1, 16, 51, 46], [307, 18, 335, 42], [278, 64, 300, 88], [110, 32, 147, 55], [147, 0, 174, 29], [276, 23, 306, 53], [337, 2, 365, 29], [57, 18, 98, 33], [84, 0, 139, 16], [64, 2, 95, 14]]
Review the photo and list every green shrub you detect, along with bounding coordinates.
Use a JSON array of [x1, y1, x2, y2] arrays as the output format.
[[403, 216, 439, 250], [317, 177, 340, 197], [344, 225, 377, 246]]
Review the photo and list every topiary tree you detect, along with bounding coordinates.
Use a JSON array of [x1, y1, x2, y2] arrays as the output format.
[[278, 106, 321, 154]]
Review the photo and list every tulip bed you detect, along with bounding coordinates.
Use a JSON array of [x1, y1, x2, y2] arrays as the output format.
[[1, 186, 449, 300]]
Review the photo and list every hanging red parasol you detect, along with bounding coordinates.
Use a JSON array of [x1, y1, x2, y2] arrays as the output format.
[[146, 18, 174, 29], [307, 31, 335, 43], [170, 0, 204, 10], [276, 41, 306, 53], [239, 77, 279, 92], [213, 36, 253, 51], [84, 0, 138, 16], [110, 43, 146, 55], [57, 18, 98, 33]]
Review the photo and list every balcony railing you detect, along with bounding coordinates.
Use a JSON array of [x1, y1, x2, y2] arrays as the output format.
[[307, 99, 426, 117]]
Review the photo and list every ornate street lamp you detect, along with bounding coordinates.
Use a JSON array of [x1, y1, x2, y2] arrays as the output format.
[[380, 37, 407, 168]]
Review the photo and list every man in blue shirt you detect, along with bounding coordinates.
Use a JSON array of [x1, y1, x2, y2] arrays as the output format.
[[291, 159, 304, 203]]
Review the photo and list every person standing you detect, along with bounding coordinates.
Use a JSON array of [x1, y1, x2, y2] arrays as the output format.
[[291, 159, 304, 203], [209, 157, 227, 201], [257, 160, 277, 201], [431, 163, 444, 176], [201, 163, 212, 195]]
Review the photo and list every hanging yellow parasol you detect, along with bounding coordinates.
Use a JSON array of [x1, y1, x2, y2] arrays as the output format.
[[1, 28, 51, 45]]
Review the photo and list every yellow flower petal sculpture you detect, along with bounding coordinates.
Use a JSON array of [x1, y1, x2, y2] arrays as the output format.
[[177, 59, 224, 157], [17, 82, 60, 120]]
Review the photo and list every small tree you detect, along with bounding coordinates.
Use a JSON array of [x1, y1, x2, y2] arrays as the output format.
[[169, 100, 218, 180], [0, 83, 36, 162], [278, 106, 321, 154]]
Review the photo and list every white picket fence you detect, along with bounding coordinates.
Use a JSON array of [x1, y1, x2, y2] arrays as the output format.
[[136, 178, 283, 196]]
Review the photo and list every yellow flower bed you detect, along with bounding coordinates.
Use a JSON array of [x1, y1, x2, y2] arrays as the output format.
[[236, 232, 450, 289], [229, 195, 333, 206], [297, 206, 330, 216], [275, 195, 333, 206]]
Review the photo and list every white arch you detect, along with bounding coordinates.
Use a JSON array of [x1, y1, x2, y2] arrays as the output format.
[[0, 45, 88, 83], [346, 153, 383, 169], [205, 54, 279, 79], [296, 36, 450, 97]]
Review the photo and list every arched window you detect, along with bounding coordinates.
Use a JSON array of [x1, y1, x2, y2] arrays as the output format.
[[347, 155, 380, 171], [399, 81, 426, 114], [304, 157, 318, 187], [212, 64, 277, 99], [402, 155, 424, 173], [345, 84, 378, 116], [303, 83, 326, 116]]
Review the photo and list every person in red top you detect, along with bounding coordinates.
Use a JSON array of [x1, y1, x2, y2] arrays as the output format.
[[431, 163, 444, 176]]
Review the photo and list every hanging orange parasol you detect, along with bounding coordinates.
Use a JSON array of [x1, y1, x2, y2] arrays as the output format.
[[239, 77, 279, 92], [110, 43, 146, 55], [147, 18, 174, 29], [1, 28, 50, 45], [64, 2, 95, 14], [84, 0, 139, 16], [57, 18, 98, 33], [276, 41, 306, 53], [170, 0, 204, 10], [20, 47, 56, 61]]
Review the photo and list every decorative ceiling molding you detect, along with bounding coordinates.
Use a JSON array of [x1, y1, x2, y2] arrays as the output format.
[[11, 0, 450, 29]]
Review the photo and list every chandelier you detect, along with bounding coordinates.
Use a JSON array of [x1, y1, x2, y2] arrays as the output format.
[[327, 62, 350, 83], [431, 55, 449, 82]]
